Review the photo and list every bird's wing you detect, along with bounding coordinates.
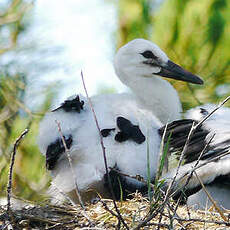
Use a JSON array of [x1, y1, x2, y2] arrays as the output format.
[[159, 107, 230, 201], [162, 157, 230, 202], [159, 117, 230, 164], [158, 119, 209, 163], [37, 94, 88, 170]]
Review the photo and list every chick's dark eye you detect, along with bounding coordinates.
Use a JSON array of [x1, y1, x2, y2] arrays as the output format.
[[140, 50, 156, 59]]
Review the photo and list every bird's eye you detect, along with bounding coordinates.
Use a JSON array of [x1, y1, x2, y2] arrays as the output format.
[[140, 50, 156, 59]]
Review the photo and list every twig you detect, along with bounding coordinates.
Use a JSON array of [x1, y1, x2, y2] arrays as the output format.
[[195, 95, 230, 128], [171, 133, 215, 198], [7, 128, 29, 213], [166, 121, 196, 199], [133, 192, 169, 230], [167, 199, 187, 229], [156, 122, 169, 180], [81, 71, 129, 230], [174, 148, 230, 192], [138, 97, 230, 229], [156, 211, 163, 230], [194, 171, 228, 222], [167, 95, 230, 199], [55, 120, 84, 209], [99, 199, 119, 218], [55, 121, 94, 227]]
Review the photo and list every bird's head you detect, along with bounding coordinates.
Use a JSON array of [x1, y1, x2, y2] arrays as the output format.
[[114, 38, 203, 85]]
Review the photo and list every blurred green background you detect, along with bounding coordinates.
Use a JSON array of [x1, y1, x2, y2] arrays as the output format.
[[0, 0, 230, 202]]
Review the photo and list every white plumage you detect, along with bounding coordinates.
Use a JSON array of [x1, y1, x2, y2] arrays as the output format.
[[39, 94, 162, 202], [38, 38, 202, 203], [114, 39, 202, 124], [161, 104, 230, 210]]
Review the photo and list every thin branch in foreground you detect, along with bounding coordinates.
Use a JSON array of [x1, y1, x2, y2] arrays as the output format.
[[7, 128, 29, 213], [81, 71, 129, 230], [173, 148, 230, 198], [55, 121, 94, 225], [196, 95, 230, 128], [138, 96, 230, 229], [194, 171, 228, 222], [156, 122, 169, 180], [166, 121, 196, 200], [171, 133, 215, 199], [168, 95, 230, 199], [55, 120, 84, 209], [99, 199, 119, 218]]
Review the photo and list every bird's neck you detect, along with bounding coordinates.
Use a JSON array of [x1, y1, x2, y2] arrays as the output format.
[[122, 75, 182, 124]]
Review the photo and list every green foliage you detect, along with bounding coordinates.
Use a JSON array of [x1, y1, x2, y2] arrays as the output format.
[[118, 0, 230, 109], [0, 0, 50, 202], [153, 0, 230, 109], [117, 0, 153, 46]]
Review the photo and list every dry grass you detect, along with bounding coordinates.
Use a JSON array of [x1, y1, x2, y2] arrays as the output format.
[[1, 194, 230, 229]]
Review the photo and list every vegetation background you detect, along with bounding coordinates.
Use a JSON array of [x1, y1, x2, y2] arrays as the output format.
[[0, 0, 230, 202]]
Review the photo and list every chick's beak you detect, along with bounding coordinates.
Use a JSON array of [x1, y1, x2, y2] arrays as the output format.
[[155, 60, 203, 85]]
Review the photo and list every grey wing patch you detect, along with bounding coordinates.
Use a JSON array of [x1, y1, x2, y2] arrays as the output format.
[[159, 119, 209, 163], [200, 108, 209, 116], [46, 135, 72, 170], [52, 95, 84, 113], [115, 116, 146, 144], [159, 119, 230, 163]]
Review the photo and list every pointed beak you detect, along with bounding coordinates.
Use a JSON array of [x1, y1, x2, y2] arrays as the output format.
[[156, 60, 203, 85]]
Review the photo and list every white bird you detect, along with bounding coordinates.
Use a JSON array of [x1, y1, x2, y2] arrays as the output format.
[[114, 39, 203, 124], [38, 38, 202, 204], [160, 104, 230, 210]]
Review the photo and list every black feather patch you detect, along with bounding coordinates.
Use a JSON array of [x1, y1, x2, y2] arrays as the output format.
[[104, 165, 149, 200], [114, 131, 129, 142], [46, 135, 72, 170], [210, 174, 230, 187], [158, 119, 210, 163], [200, 108, 209, 116], [100, 128, 115, 137], [52, 95, 84, 113], [115, 116, 146, 144]]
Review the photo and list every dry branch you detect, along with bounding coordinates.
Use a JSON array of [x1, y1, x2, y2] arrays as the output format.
[[81, 71, 129, 230], [55, 120, 84, 209], [194, 171, 228, 222], [7, 128, 29, 213]]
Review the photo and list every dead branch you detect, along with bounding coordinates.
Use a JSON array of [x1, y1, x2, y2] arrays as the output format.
[[81, 71, 129, 230], [194, 171, 228, 222], [7, 128, 29, 213]]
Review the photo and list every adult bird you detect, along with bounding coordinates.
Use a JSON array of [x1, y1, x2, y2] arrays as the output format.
[[38, 38, 203, 204], [159, 104, 230, 210]]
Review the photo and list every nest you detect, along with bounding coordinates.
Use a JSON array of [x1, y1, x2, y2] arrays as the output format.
[[1, 193, 230, 229]]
